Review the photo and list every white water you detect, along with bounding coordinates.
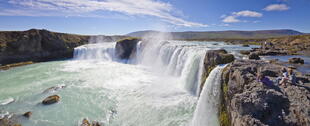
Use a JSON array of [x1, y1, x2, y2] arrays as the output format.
[[191, 65, 227, 126], [0, 40, 255, 126]]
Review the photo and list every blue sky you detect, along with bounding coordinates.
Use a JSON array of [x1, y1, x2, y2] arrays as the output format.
[[0, 0, 309, 35]]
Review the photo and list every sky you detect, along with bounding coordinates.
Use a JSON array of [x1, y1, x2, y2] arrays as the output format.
[[0, 0, 309, 35]]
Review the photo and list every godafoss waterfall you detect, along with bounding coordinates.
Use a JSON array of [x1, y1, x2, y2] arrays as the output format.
[[0, 38, 257, 126]]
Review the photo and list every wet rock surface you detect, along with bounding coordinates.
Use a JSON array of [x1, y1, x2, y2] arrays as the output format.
[[0, 114, 21, 126], [22, 112, 32, 118], [115, 37, 141, 60], [220, 60, 310, 126], [288, 57, 304, 64], [80, 118, 102, 126], [42, 95, 60, 105], [248, 53, 260, 60], [200, 49, 235, 93]]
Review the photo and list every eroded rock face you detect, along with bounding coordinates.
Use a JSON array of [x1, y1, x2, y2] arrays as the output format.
[[0, 29, 89, 65], [288, 58, 304, 64], [220, 60, 310, 126], [115, 37, 141, 60], [200, 49, 235, 93], [42, 95, 60, 105]]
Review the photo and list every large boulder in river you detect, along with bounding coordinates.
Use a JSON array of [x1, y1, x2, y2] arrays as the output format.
[[220, 60, 310, 126], [42, 95, 60, 105], [288, 58, 304, 64], [115, 37, 141, 60]]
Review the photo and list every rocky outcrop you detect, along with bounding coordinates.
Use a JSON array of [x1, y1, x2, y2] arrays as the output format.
[[0, 29, 89, 65], [248, 53, 260, 60], [0, 114, 21, 126], [42, 95, 60, 105], [200, 49, 235, 93], [220, 60, 310, 126], [288, 58, 304, 64], [115, 37, 141, 60]]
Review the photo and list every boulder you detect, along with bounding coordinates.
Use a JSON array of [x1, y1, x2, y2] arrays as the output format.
[[42, 95, 60, 105], [288, 58, 304, 64], [43, 85, 66, 93], [220, 60, 310, 126], [242, 44, 250, 47], [22, 111, 32, 118], [115, 37, 141, 60], [248, 53, 260, 60], [239, 50, 250, 55], [80, 118, 101, 126]]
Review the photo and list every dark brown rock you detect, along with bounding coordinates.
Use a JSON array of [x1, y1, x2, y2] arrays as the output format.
[[42, 95, 60, 105], [115, 37, 141, 60], [22, 111, 32, 118], [80, 119, 102, 126], [240, 50, 250, 55], [288, 58, 304, 64], [248, 53, 260, 60]]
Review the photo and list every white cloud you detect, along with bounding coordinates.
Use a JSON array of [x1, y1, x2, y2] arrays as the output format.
[[1, 0, 208, 27], [222, 10, 263, 23], [263, 4, 290, 11], [232, 10, 263, 17], [222, 16, 240, 23]]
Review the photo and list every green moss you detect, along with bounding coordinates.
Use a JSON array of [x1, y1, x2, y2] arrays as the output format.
[[244, 41, 262, 45], [219, 108, 230, 126], [117, 37, 141, 43]]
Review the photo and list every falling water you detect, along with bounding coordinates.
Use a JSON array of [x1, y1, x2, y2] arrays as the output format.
[[191, 65, 227, 126], [0, 39, 253, 126]]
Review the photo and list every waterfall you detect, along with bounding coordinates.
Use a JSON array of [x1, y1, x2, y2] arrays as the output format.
[[133, 41, 208, 96], [191, 64, 227, 126], [73, 42, 116, 61]]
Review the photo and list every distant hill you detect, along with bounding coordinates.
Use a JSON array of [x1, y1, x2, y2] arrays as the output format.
[[127, 29, 303, 40]]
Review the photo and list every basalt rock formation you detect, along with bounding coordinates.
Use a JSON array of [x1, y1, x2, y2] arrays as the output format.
[[115, 37, 141, 60], [220, 60, 310, 126], [0, 29, 89, 65], [200, 49, 235, 94]]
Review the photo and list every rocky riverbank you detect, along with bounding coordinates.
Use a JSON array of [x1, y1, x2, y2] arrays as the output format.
[[219, 60, 310, 126]]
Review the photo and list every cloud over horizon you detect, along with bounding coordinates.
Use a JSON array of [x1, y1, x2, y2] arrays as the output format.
[[0, 0, 208, 27], [263, 4, 290, 11], [222, 10, 263, 23]]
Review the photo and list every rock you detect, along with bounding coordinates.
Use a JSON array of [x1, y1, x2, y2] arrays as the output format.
[[80, 118, 102, 126], [248, 53, 260, 60], [42, 95, 60, 105], [220, 60, 310, 126], [288, 58, 304, 64], [0, 61, 33, 70], [242, 44, 250, 47], [200, 49, 235, 94], [22, 112, 32, 118], [81, 119, 91, 126], [115, 37, 141, 60], [43, 85, 66, 93], [0, 114, 21, 126], [239, 50, 250, 55]]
